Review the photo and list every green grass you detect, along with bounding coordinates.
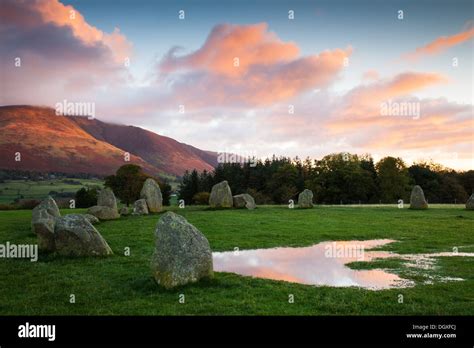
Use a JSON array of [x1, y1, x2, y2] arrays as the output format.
[[0, 178, 104, 204], [0, 205, 473, 315]]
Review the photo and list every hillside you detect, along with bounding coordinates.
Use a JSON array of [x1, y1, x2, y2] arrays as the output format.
[[0, 105, 217, 177]]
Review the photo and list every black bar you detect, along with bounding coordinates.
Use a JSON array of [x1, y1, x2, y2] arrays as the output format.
[[0, 316, 472, 345]]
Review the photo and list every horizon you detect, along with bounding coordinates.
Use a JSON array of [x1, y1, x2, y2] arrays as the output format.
[[1, 104, 469, 172], [1, 0, 473, 170]]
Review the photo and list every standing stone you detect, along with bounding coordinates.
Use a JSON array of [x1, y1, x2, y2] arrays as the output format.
[[133, 199, 149, 215], [140, 178, 163, 213], [64, 213, 99, 225], [32, 209, 56, 252], [83, 214, 100, 225], [31, 196, 61, 251], [32, 196, 60, 221], [87, 205, 120, 220], [120, 206, 130, 216], [97, 188, 118, 210], [54, 215, 113, 257], [466, 193, 474, 210], [151, 212, 213, 289], [233, 194, 256, 210], [410, 185, 428, 209], [298, 189, 314, 208], [209, 181, 233, 208]]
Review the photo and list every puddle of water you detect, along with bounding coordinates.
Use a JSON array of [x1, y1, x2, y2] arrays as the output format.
[[212, 240, 474, 290]]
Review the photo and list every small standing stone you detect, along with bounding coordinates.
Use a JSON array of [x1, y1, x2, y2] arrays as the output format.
[[140, 178, 163, 213], [133, 199, 149, 215], [410, 185, 428, 210], [233, 194, 256, 209], [87, 205, 120, 220], [209, 181, 233, 208], [298, 189, 314, 208], [31, 196, 61, 251], [97, 188, 118, 210], [466, 193, 474, 210]]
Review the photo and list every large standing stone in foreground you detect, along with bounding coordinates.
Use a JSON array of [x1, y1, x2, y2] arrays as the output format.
[[151, 212, 213, 289], [97, 188, 118, 210], [298, 189, 314, 208], [54, 215, 113, 257], [133, 199, 149, 215], [466, 193, 474, 210], [410, 185, 428, 209], [233, 194, 256, 210], [209, 181, 233, 208], [31, 196, 61, 251], [140, 178, 163, 213], [87, 205, 120, 220]]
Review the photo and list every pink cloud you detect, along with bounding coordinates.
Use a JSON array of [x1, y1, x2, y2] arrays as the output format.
[[161, 23, 300, 76], [403, 23, 474, 60], [321, 72, 471, 155], [158, 23, 352, 107], [1, 0, 132, 106]]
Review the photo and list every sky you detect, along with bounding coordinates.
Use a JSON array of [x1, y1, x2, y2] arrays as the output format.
[[1, 0, 473, 170]]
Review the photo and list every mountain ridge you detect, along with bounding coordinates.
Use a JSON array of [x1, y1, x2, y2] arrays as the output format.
[[0, 105, 217, 177]]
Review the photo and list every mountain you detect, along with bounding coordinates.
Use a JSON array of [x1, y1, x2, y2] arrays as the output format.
[[69, 116, 217, 176], [0, 105, 217, 177]]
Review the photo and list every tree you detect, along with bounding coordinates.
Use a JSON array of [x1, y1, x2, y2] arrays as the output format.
[[376, 157, 411, 203], [105, 165, 170, 206], [267, 163, 299, 203], [439, 175, 468, 203], [459, 170, 474, 196], [75, 187, 98, 208], [160, 181, 172, 206], [408, 163, 442, 202], [105, 164, 147, 206], [307, 153, 376, 204], [178, 170, 199, 205]]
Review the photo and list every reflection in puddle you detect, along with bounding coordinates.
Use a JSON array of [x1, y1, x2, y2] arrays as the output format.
[[212, 240, 474, 290]]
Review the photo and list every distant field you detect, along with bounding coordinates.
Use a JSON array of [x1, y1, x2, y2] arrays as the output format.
[[0, 205, 472, 315], [0, 179, 104, 204]]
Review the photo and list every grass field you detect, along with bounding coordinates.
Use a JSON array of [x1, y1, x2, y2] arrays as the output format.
[[0, 179, 104, 204], [0, 205, 473, 315]]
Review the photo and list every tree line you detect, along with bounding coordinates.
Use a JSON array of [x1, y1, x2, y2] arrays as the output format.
[[178, 153, 473, 205]]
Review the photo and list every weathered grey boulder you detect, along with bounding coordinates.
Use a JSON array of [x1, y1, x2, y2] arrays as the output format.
[[132, 199, 149, 215], [140, 178, 163, 213], [64, 213, 99, 225], [83, 214, 100, 225], [32, 196, 60, 221], [31, 196, 61, 251], [32, 209, 56, 252], [209, 181, 233, 208], [298, 189, 314, 208], [466, 193, 474, 210], [151, 212, 213, 289], [54, 215, 113, 257], [410, 185, 428, 209], [119, 206, 130, 216], [97, 188, 118, 210], [233, 194, 256, 209], [87, 205, 120, 220]]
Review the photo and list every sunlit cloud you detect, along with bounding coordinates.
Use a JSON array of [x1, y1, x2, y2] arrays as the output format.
[[1, 0, 132, 105], [157, 23, 352, 107], [403, 22, 474, 60]]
